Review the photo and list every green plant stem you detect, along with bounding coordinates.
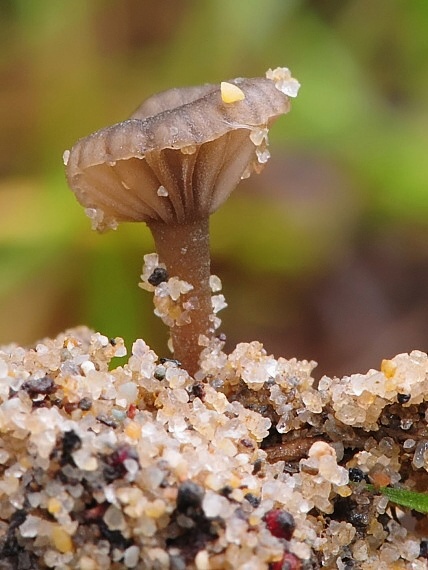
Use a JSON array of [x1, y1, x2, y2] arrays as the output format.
[[148, 218, 212, 376]]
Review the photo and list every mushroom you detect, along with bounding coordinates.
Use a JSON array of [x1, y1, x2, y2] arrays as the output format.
[[65, 67, 300, 375]]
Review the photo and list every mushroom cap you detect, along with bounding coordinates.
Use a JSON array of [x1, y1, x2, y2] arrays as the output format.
[[65, 73, 298, 230]]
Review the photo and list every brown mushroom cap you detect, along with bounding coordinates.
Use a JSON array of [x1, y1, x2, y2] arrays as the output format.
[[65, 76, 294, 231]]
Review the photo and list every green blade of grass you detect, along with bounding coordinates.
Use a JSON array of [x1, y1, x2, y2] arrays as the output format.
[[367, 485, 428, 514]]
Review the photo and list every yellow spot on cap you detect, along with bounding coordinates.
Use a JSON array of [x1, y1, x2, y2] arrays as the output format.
[[220, 82, 245, 103]]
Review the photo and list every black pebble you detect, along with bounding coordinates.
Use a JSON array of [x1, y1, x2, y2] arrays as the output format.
[[397, 393, 411, 404], [148, 267, 168, 286], [78, 397, 92, 411], [60, 430, 82, 465], [419, 539, 428, 558], [21, 376, 56, 396], [176, 481, 205, 513], [244, 493, 261, 508], [191, 383, 205, 400], [348, 467, 366, 483]]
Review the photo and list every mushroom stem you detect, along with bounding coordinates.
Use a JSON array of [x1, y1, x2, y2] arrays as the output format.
[[148, 218, 212, 375]]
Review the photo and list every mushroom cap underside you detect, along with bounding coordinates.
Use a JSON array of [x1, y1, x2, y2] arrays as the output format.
[[65, 76, 292, 229]]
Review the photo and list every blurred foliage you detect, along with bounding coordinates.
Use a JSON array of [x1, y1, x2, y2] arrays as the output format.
[[1, 0, 428, 375]]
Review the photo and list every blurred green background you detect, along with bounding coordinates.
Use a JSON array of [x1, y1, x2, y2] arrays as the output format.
[[1, 0, 428, 376]]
